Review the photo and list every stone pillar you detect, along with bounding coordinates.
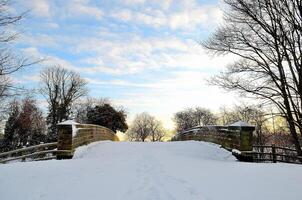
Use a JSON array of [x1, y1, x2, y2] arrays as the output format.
[[57, 124, 73, 159], [228, 121, 255, 151], [239, 126, 255, 151]]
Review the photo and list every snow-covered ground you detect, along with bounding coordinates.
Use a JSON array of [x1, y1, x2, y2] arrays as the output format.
[[0, 141, 302, 200]]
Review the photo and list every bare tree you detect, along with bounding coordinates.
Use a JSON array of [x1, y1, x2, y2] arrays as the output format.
[[40, 66, 88, 141], [149, 117, 165, 142], [173, 109, 196, 132], [218, 104, 270, 145], [218, 105, 265, 125], [193, 107, 217, 126], [203, 0, 302, 155], [174, 107, 217, 132], [127, 113, 150, 142], [0, 1, 38, 113], [72, 97, 110, 123], [126, 112, 165, 142]]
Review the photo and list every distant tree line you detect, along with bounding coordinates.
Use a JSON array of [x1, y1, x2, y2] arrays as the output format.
[[173, 105, 292, 146], [126, 112, 166, 142], [173, 107, 217, 132]]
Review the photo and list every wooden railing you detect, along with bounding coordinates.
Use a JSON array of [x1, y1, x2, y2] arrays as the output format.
[[0, 142, 70, 164], [232, 145, 302, 164]]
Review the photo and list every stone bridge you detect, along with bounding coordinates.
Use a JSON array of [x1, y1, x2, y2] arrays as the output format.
[[171, 121, 255, 151], [57, 120, 119, 159]]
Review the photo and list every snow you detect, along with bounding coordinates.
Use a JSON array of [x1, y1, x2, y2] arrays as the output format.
[[232, 149, 242, 155], [57, 120, 79, 137], [57, 120, 79, 125], [0, 141, 302, 200], [229, 121, 254, 127]]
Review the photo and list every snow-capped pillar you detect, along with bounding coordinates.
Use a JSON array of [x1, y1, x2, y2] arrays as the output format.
[[228, 121, 255, 151], [56, 121, 75, 159], [239, 126, 255, 151]]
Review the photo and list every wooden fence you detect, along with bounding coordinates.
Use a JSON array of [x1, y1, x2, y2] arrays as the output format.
[[232, 145, 302, 164], [0, 142, 70, 164]]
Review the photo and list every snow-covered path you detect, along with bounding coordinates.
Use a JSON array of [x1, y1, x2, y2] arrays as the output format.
[[1, 141, 302, 200]]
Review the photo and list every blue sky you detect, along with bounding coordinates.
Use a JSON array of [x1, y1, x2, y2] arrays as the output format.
[[11, 0, 238, 128]]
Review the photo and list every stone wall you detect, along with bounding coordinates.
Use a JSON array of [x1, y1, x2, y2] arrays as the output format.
[[172, 121, 255, 151], [57, 121, 119, 159], [72, 124, 119, 149]]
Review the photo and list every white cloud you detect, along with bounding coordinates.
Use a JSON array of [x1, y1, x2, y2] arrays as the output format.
[[110, 9, 167, 28], [20, 33, 58, 48], [122, 0, 172, 10], [67, 0, 103, 20], [21, 74, 41, 82], [160, 5, 223, 30], [123, 0, 146, 5], [84, 65, 141, 75], [25, 0, 103, 20], [136, 11, 167, 28], [46, 22, 59, 29], [22, 47, 44, 59], [154, 0, 173, 10], [110, 1, 169, 32], [111, 9, 133, 21], [27, 0, 51, 17], [86, 78, 155, 88], [110, 3, 223, 30], [74, 35, 236, 75], [22, 47, 81, 72]]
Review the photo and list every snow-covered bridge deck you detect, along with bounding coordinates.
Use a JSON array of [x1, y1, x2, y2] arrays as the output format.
[[0, 141, 302, 200]]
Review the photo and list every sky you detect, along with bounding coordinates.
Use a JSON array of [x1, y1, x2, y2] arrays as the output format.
[[11, 0, 239, 129]]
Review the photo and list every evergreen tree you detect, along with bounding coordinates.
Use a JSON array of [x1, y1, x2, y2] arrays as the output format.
[[18, 98, 46, 146], [86, 104, 128, 132], [1, 98, 46, 151], [3, 100, 20, 151]]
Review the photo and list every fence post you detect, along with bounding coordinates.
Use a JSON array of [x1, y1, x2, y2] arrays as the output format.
[[272, 144, 276, 163], [56, 123, 73, 159]]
